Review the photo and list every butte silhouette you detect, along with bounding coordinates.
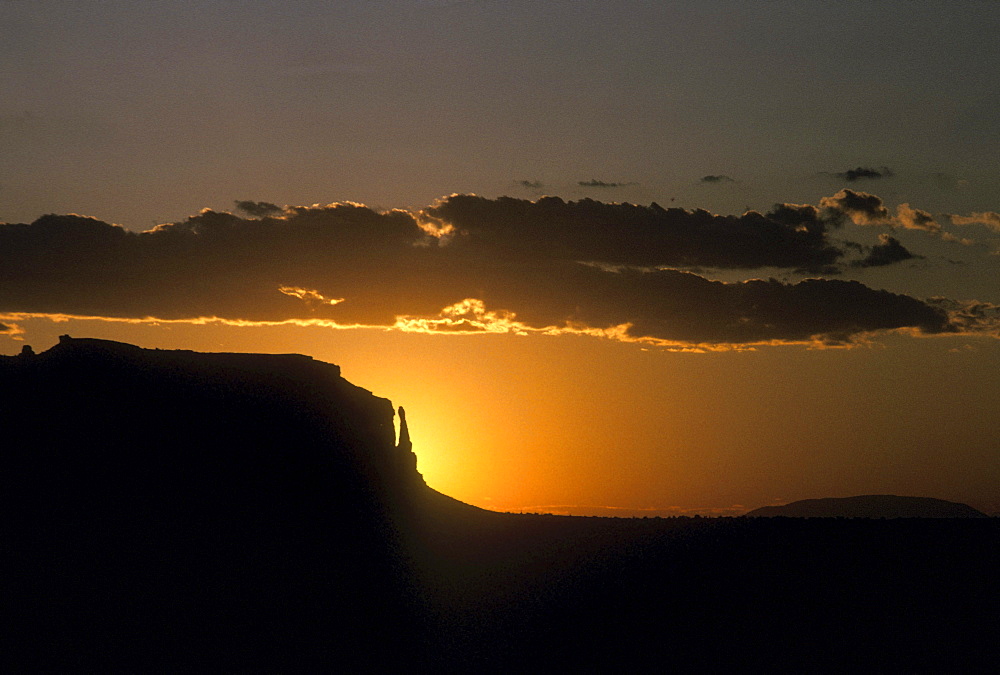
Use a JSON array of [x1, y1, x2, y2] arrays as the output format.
[[3, 337, 996, 671]]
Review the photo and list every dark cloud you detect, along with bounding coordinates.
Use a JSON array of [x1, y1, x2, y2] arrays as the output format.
[[578, 179, 636, 188], [0, 205, 422, 323], [836, 166, 894, 182], [821, 193, 966, 243], [515, 180, 543, 189], [426, 194, 842, 272], [476, 268, 950, 346], [0, 194, 980, 348], [700, 175, 735, 184], [234, 200, 284, 217], [852, 234, 918, 268], [819, 189, 892, 226], [0, 323, 13, 334], [926, 298, 1000, 337]]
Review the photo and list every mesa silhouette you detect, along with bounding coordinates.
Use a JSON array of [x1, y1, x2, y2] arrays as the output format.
[[2, 336, 439, 670], [746, 495, 988, 518], [3, 338, 997, 671]]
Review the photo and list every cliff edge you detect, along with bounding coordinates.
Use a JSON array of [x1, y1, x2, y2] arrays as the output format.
[[1, 336, 427, 669]]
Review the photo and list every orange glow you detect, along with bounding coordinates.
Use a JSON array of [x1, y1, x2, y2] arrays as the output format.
[[415, 208, 458, 242], [277, 286, 345, 306], [3, 315, 1000, 516], [7, 303, 986, 354]]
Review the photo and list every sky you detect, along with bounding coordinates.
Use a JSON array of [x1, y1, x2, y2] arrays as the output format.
[[3, 0, 999, 515]]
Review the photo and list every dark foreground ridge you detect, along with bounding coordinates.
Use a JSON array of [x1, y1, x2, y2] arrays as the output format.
[[3, 338, 998, 671], [746, 495, 989, 518]]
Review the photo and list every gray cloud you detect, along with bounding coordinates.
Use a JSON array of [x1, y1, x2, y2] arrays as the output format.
[[578, 179, 636, 188], [821, 192, 972, 244], [515, 180, 543, 189], [427, 194, 842, 272], [852, 234, 918, 268], [820, 189, 892, 226], [700, 175, 735, 184], [836, 166, 894, 182], [925, 298, 1000, 338], [234, 200, 284, 217], [0, 194, 981, 348], [487, 268, 951, 346]]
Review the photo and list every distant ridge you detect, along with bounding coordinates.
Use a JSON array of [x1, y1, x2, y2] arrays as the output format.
[[746, 494, 988, 518]]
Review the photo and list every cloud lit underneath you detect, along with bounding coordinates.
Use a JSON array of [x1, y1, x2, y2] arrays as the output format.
[[2, 193, 999, 349]]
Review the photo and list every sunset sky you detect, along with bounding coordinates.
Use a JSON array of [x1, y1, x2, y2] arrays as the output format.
[[3, 1, 999, 515]]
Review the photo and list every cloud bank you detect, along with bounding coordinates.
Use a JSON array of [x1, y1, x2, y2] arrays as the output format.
[[2, 193, 997, 349]]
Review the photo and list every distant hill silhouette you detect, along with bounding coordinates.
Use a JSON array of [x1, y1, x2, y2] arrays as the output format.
[[3, 338, 997, 671], [746, 495, 989, 519]]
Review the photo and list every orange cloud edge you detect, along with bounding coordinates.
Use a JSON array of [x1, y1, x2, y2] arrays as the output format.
[[3, 301, 995, 353]]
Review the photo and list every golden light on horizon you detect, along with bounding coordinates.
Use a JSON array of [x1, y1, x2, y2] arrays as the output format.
[[2, 314, 1000, 515]]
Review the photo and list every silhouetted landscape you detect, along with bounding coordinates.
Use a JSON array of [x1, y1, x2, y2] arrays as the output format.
[[4, 338, 998, 671], [745, 495, 989, 519]]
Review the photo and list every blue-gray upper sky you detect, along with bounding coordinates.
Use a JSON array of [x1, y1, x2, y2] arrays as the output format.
[[3, 0, 999, 228]]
